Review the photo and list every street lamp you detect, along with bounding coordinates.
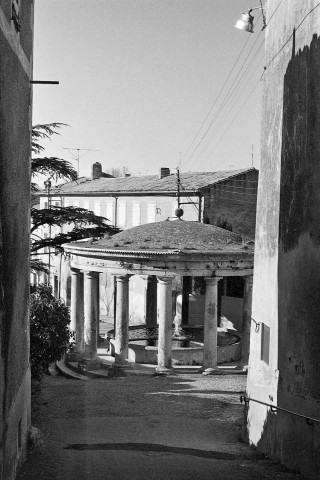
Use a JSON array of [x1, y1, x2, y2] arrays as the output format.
[[235, 3, 267, 33]]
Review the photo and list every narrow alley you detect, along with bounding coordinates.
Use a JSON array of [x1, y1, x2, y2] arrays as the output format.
[[17, 372, 303, 480]]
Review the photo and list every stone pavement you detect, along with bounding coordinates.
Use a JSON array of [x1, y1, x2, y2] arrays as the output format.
[[17, 371, 303, 480]]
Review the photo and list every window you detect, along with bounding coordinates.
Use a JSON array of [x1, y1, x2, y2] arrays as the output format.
[[132, 203, 141, 226], [54, 275, 59, 298], [147, 204, 156, 223], [94, 201, 102, 216], [118, 203, 126, 227], [106, 203, 113, 224], [66, 277, 71, 307], [261, 322, 270, 365]]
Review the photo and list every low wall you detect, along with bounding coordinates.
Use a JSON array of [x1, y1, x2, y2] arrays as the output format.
[[127, 340, 241, 365]]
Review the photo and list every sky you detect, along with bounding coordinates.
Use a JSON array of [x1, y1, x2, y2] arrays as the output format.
[[32, 0, 265, 179]]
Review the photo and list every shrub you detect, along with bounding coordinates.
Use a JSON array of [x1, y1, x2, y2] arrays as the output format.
[[30, 284, 73, 380]]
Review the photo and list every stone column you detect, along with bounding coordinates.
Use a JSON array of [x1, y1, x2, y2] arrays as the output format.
[[240, 275, 253, 368], [83, 271, 99, 359], [95, 278, 100, 342], [114, 275, 131, 366], [145, 275, 157, 327], [70, 269, 84, 353], [155, 276, 174, 375], [200, 276, 222, 374]]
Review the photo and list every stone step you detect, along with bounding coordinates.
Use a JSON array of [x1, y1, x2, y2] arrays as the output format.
[[55, 359, 89, 381], [66, 359, 111, 379]]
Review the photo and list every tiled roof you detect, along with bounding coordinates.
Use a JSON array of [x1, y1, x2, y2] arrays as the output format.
[[70, 220, 254, 255], [45, 168, 256, 196]]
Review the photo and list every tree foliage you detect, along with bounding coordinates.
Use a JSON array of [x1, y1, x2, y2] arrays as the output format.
[[31, 206, 119, 254], [32, 157, 77, 183], [31, 124, 77, 194], [32, 123, 68, 154], [30, 284, 73, 380], [30, 124, 120, 272]]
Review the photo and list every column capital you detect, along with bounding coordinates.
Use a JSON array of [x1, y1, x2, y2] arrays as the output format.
[[157, 276, 174, 284], [115, 274, 133, 283], [83, 270, 99, 278], [205, 276, 223, 285], [70, 268, 81, 275]]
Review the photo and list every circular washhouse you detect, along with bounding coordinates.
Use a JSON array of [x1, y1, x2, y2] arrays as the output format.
[[108, 325, 241, 366]]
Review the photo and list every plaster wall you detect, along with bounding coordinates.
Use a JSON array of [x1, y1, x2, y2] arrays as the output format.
[[41, 194, 199, 230], [246, 2, 320, 478], [0, 1, 34, 478]]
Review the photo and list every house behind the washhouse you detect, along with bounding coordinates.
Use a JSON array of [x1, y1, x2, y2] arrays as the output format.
[[246, 1, 320, 479], [0, 1, 34, 478], [34, 165, 258, 332]]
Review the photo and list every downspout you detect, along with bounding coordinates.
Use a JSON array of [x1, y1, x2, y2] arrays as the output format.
[[198, 194, 202, 223]]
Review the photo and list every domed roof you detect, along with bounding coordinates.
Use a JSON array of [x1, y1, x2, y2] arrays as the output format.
[[80, 220, 250, 254], [65, 220, 254, 276]]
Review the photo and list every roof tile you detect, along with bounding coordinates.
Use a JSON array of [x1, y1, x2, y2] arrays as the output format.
[[46, 168, 256, 195]]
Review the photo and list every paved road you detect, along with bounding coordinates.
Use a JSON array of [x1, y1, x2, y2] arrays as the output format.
[[17, 372, 302, 480]]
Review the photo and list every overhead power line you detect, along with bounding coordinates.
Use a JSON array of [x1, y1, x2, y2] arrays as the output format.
[[181, 33, 252, 163], [189, 42, 265, 170], [181, 14, 265, 171], [199, 58, 264, 169], [184, 40, 264, 171]]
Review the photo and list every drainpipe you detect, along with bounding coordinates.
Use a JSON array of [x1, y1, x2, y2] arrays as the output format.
[[198, 194, 202, 223]]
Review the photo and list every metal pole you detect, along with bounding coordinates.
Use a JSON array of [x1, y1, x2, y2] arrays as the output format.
[[176, 167, 181, 208], [198, 195, 202, 222], [44, 179, 52, 286]]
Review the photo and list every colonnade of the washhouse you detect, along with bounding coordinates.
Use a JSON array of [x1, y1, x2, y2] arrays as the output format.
[[69, 268, 253, 374]]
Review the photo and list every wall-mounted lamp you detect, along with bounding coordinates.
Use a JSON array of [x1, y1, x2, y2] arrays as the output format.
[[235, 3, 266, 33]]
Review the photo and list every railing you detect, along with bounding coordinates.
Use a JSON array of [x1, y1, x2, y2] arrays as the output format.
[[240, 396, 320, 426]]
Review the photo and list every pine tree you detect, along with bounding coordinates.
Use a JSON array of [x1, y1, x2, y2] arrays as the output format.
[[31, 124, 119, 272]]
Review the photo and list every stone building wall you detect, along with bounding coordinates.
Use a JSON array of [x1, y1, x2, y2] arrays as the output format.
[[202, 169, 258, 239], [0, 1, 34, 478], [246, 2, 320, 478]]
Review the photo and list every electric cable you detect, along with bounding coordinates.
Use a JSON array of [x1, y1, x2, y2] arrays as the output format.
[[204, 61, 263, 167], [262, 2, 320, 79], [199, 59, 264, 169], [187, 43, 265, 170], [181, 13, 262, 168], [182, 20, 265, 170], [181, 33, 252, 162]]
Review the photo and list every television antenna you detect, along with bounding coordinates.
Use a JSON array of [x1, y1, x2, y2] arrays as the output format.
[[62, 147, 100, 177]]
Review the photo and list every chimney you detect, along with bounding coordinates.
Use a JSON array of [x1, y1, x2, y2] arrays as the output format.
[[159, 167, 170, 179], [92, 162, 102, 180]]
